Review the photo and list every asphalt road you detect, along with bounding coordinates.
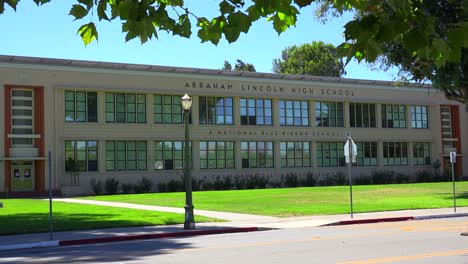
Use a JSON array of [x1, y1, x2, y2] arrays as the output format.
[[1, 217, 467, 264]]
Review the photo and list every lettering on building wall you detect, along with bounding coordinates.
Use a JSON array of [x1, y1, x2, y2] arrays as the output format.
[[185, 82, 233, 90], [208, 129, 343, 138]]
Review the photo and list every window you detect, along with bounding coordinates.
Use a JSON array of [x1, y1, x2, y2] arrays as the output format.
[[155, 141, 191, 169], [413, 142, 431, 165], [65, 140, 98, 172], [383, 142, 408, 166], [315, 101, 344, 127], [350, 103, 376, 128], [200, 141, 235, 169], [11, 89, 34, 146], [280, 142, 311, 168], [279, 100, 309, 126], [106, 141, 147, 171], [355, 142, 378, 166], [65, 91, 97, 122], [241, 141, 274, 168], [317, 142, 345, 167], [240, 98, 272, 125], [382, 104, 406, 128], [154, 95, 184, 124], [411, 106, 428, 128], [199, 96, 233, 125], [105, 93, 146, 123]]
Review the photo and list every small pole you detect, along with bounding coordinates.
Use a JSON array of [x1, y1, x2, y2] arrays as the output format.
[[48, 151, 53, 240], [451, 161, 456, 213], [348, 137, 353, 219]]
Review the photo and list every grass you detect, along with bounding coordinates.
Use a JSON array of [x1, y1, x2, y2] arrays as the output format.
[[0, 199, 218, 235], [84, 182, 468, 217]]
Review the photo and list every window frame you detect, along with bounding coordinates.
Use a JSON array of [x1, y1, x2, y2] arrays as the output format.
[[240, 98, 273, 126], [382, 104, 407, 128], [411, 105, 429, 129], [413, 142, 431, 165], [106, 140, 147, 171], [105, 93, 146, 124], [199, 96, 233, 125], [315, 101, 344, 127], [64, 91, 98, 123], [200, 141, 235, 169], [65, 140, 98, 172], [279, 100, 309, 126], [383, 142, 408, 166], [317, 141, 346, 167], [349, 103, 376, 128]]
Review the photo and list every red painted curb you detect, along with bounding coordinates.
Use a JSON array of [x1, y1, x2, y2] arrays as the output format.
[[335, 216, 414, 226], [59, 227, 259, 247]]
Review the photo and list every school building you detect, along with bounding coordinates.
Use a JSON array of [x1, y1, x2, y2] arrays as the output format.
[[0, 55, 466, 196]]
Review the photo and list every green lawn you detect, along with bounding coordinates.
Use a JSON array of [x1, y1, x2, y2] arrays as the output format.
[[84, 182, 468, 217], [0, 199, 218, 235]]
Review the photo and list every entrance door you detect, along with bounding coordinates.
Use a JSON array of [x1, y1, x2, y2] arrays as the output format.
[[11, 161, 34, 192]]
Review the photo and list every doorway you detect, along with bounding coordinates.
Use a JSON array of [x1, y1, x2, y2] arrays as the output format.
[[11, 161, 34, 192]]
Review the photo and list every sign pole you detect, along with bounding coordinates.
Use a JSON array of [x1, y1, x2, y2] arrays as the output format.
[[48, 151, 53, 240], [450, 152, 456, 213], [348, 137, 353, 219]]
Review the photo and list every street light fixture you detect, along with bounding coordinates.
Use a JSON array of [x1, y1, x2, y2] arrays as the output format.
[[181, 93, 195, 229]]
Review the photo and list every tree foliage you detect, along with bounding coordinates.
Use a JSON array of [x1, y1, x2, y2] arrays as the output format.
[[223, 59, 256, 72], [1, 0, 467, 102], [273, 41, 344, 77]]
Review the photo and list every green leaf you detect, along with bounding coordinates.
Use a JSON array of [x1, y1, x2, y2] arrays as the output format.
[[69, 4, 89, 20], [77, 22, 98, 46], [220, 0, 235, 14], [293, 0, 313, 8], [33, 0, 50, 5], [0, 0, 19, 14], [78, 0, 93, 10], [97, 0, 110, 21], [402, 28, 426, 51]]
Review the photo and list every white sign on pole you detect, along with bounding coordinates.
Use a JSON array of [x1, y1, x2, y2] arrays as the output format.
[[344, 137, 357, 163], [450, 152, 456, 163]]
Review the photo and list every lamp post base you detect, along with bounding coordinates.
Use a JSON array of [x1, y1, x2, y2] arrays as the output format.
[[184, 205, 196, 230]]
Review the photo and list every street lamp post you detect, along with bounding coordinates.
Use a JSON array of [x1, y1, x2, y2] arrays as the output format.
[[181, 93, 195, 229]]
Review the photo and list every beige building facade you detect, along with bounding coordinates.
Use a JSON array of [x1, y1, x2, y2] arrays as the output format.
[[0, 55, 466, 196]]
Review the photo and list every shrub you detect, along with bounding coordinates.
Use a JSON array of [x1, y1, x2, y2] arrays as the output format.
[[354, 174, 371, 185], [333, 171, 347, 186], [303, 172, 316, 187], [157, 182, 167, 193], [284, 173, 298, 187], [372, 170, 395, 184], [121, 183, 135, 194], [234, 175, 246, 190], [134, 177, 153, 193], [244, 174, 269, 189], [416, 170, 434, 183], [90, 179, 103, 195], [316, 173, 336, 186], [104, 178, 120, 194], [167, 179, 183, 192], [192, 177, 203, 191]]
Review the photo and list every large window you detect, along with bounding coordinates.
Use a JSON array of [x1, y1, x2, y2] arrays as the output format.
[[411, 106, 428, 128], [413, 142, 431, 165], [280, 141, 311, 168], [154, 95, 183, 124], [241, 141, 274, 168], [355, 142, 378, 166], [315, 101, 344, 127], [240, 98, 272, 125], [106, 141, 147, 171], [65, 140, 98, 172], [105, 93, 146, 123], [155, 141, 191, 169], [350, 103, 376, 128], [317, 142, 345, 167], [200, 141, 235, 169], [199, 96, 233, 125], [383, 142, 408, 166], [279, 100, 309, 126], [11, 89, 34, 146], [65, 91, 97, 122], [382, 104, 406, 128]]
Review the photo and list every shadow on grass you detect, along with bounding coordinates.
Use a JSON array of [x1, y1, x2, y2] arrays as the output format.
[[0, 212, 181, 236], [442, 192, 468, 200]]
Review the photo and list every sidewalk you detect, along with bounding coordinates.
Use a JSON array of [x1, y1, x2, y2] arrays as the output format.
[[1, 199, 467, 251]]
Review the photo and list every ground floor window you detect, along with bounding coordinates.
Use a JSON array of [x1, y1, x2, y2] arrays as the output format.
[[317, 142, 345, 167], [383, 142, 408, 166], [155, 141, 191, 169], [65, 140, 98, 171], [280, 141, 311, 168], [241, 141, 274, 168], [355, 142, 378, 166], [413, 142, 431, 165], [106, 141, 147, 171], [200, 141, 235, 169]]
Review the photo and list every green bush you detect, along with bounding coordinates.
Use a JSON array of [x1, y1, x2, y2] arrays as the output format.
[[105, 178, 120, 194], [284, 173, 298, 187], [134, 177, 154, 193], [90, 179, 103, 195], [333, 171, 347, 185], [121, 183, 135, 194], [234, 175, 246, 190]]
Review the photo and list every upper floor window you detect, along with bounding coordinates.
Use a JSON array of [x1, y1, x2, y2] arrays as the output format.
[[411, 106, 428, 128], [199, 97, 233, 125], [317, 141, 345, 167], [11, 89, 34, 146], [65, 140, 98, 172], [315, 101, 344, 127], [241, 141, 274, 168], [154, 95, 183, 124], [279, 100, 309, 126], [240, 98, 272, 125], [413, 142, 431, 165], [155, 141, 191, 170], [383, 142, 408, 166], [106, 141, 147, 171], [382, 104, 406, 128], [106, 93, 146, 123], [280, 141, 311, 168], [199, 141, 235, 169], [350, 103, 376, 128], [65, 91, 97, 122], [355, 142, 378, 166]]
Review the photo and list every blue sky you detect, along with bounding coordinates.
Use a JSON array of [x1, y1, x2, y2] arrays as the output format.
[[0, 1, 398, 80]]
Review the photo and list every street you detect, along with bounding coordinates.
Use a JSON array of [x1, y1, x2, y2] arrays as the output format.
[[1, 218, 467, 264]]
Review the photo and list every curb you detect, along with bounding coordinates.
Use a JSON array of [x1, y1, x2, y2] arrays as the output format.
[[326, 216, 414, 226], [0, 227, 260, 251], [414, 213, 468, 220]]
